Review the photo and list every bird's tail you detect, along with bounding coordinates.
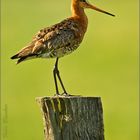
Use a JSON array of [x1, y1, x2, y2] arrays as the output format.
[[11, 44, 37, 64], [11, 54, 21, 64], [11, 54, 19, 59], [11, 53, 38, 64], [11, 54, 31, 64]]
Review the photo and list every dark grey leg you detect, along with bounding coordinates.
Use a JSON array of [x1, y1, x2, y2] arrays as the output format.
[[53, 58, 59, 95], [54, 58, 68, 95]]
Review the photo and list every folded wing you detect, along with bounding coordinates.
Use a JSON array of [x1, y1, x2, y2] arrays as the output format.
[[11, 18, 80, 64]]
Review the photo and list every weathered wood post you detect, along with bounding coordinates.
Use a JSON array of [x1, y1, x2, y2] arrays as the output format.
[[36, 96, 104, 140]]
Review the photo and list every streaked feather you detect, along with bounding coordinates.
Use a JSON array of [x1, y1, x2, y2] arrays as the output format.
[[11, 17, 86, 63]]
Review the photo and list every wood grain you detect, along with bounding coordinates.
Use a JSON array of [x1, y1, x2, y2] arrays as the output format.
[[36, 96, 104, 140]]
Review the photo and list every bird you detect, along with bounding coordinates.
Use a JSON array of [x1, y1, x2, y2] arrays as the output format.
[[11, 0, 115, 96]]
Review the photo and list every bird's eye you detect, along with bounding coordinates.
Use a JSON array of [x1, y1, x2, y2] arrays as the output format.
[[80, 0, 86, 2]]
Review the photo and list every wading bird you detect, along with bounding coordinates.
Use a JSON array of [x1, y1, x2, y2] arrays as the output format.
[[11, 0, 115, 95]]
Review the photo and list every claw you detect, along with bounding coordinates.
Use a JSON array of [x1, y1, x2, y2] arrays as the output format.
[[61, 92, 73, 96]]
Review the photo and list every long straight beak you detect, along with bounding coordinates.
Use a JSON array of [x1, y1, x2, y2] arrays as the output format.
[[87, 3, 115, 17]]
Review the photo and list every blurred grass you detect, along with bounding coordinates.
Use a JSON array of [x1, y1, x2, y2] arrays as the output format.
[[1, 0, 139, 140]]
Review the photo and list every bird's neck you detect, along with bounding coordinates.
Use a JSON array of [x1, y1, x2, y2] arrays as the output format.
[[71, 1, 88, 33], [71, 1, 84, 17]]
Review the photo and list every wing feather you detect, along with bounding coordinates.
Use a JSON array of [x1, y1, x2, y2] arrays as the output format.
[[11, 18, 80, 62]]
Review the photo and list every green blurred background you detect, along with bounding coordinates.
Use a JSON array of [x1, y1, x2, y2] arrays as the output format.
[[1, 0, 139, 140]]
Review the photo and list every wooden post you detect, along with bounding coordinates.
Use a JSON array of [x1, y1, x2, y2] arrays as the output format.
[[36, 96, 104, 140]]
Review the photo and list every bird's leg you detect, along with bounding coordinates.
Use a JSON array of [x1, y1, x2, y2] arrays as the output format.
[[54, 58, 68, 95], [53, 59, 59, 95]]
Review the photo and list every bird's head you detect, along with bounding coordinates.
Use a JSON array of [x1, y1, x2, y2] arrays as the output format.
[[79, 0, 115, 16]]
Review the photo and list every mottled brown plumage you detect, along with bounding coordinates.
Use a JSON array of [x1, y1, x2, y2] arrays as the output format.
[[11, 0, 114, 64], [11, 17, 88, 64], [11, 0, 114, 95], [11, 18, 85, 63]]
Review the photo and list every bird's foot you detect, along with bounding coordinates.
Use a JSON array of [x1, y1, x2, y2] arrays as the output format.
[[61, 92, 73, 96], [53, 92, 73, 97], [54, 92, 61, 97]]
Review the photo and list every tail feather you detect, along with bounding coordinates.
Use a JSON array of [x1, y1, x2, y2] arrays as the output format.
[[11, 42, 42, 64], [16, 57, 28, 64], [11, 53, 38, 64], [11, 54, 19, 59]]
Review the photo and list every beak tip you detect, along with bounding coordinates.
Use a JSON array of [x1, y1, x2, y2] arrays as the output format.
[[106, 12, 115, 17], [112, 14, 115, 17]]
